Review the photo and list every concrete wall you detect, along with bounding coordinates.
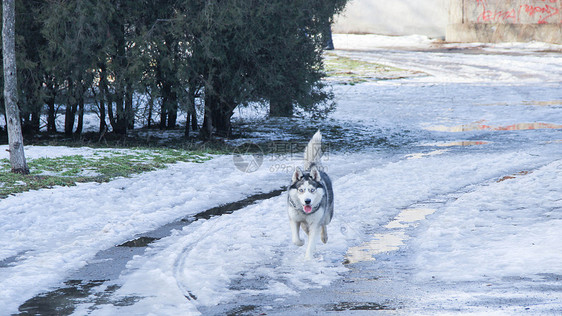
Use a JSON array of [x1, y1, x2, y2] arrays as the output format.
[[333, 0, 449, 38], [447, 0, 562, 43]]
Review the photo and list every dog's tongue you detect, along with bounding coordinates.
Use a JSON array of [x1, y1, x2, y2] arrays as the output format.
[[303, 205, 312, 213]]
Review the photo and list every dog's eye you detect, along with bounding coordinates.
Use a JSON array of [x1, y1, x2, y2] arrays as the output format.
[[298, 188, 305, 193], [309, 188, 315, 193]]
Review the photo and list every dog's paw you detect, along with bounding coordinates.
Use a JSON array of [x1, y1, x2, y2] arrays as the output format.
[[321, 226, 328, 244], [293, 238, 304, 247], [304, 252, 315, 260]]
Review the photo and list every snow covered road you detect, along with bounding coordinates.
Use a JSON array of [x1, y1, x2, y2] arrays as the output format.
[[333, 34, 562, 83], [1, 35, 562, 315]]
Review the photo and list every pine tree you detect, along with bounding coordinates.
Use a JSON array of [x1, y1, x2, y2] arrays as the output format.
[[39, 0, 99, 136], [132, 0, 192, 131], [186, 0, 349, 137], [2, 0, 349, 140]]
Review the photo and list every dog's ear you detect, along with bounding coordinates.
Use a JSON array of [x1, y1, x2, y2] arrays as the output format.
[[310, 166, 321, 182], [292, 167, 304, 183]]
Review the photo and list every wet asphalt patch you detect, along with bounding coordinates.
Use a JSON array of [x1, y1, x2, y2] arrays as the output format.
[[0, 250, 30, 269], [18, 280, 107, 315], [223, 301, 394, 316], [117, 236, 159, 247], [330, 301, 394, 311]]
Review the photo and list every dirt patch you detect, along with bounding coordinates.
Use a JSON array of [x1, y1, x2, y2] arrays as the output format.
[[497, 170, 532, 182]]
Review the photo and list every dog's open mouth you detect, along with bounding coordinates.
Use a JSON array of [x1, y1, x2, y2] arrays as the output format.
[[303, 205, 312, 213]]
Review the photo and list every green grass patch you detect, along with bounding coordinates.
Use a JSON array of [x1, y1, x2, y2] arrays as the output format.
[[0, 148, 211, 198], [323, 52, 421, 84]]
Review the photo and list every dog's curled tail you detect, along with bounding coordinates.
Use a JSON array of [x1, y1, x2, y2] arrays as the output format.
[[304, 130, 323, 170]]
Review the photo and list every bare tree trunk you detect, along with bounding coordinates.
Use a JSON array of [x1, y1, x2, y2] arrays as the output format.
[[45, 77, 57, 134], [64, 102, 77, 136], [167, 90, 177, 129], [47, 98, 57, 134], [191, 110, 198, 131], [187, 76, 199, 132], [146, 89, 154, 128], [94, 85, 107, 134], [269, 91, 293, 117], [160, 81, 171, 130], [125, 84, 134, 130], [31, 110, 40, 134], [201, 84, 234, 138], [75, 94, 84, 136], [159, 103, 167, 129], [100, 64, 118, 133], [113, 24, 128, 135], [184, 112, 190, 138], [2, 0, 28, 174]]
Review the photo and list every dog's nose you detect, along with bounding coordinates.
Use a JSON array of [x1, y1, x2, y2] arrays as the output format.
[[304, 198, 311, 205]]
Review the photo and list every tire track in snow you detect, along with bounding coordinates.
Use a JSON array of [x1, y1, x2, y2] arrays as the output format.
[[202, 160, 558, 315], [55, 149, 562, 313], [17, 188, 286, 314]]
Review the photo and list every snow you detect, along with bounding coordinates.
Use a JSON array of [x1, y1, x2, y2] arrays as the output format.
[[413, 160, 562, 281], [1, 34, 562, 314], [333, 33, 562, 52], [333, 33, 438, 50], [0, 156, 289, 312], [0, 145, 110, 160], [333, 34, 562, 84], [80, 147, 562, 315]]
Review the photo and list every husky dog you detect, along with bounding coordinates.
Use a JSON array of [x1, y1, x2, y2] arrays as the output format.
[[287, 130, 334, 259]]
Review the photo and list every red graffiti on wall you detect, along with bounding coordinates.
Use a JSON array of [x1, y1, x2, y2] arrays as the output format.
[[478, 7, 518, 23], [522, 3, 559, 23], [476, 0, 560, 24]]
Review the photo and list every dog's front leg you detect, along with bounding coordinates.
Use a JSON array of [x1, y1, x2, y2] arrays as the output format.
[[305, 226, 320, 259], [290, 220, 304, 246]]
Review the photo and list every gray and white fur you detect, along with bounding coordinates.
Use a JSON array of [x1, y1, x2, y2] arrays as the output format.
[[287, 130, 334, 259]]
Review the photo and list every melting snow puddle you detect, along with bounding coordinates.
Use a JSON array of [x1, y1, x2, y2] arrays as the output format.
[[347, 165, 538, 266], [345, 208, 436, 264], [497, 170, 532, 182], [476, 100, 562, 107], [522, 100, 562, 107], [402, 141, 490, 160], [385, 208, 437, 229], [435, 141, 489, 147], [405, 149, 449, 160], [419, 141, 490, 147], [427, 121, 562, 132]]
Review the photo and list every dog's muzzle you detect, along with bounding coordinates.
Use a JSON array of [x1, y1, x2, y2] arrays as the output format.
[[303, 199, 312, 213]]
